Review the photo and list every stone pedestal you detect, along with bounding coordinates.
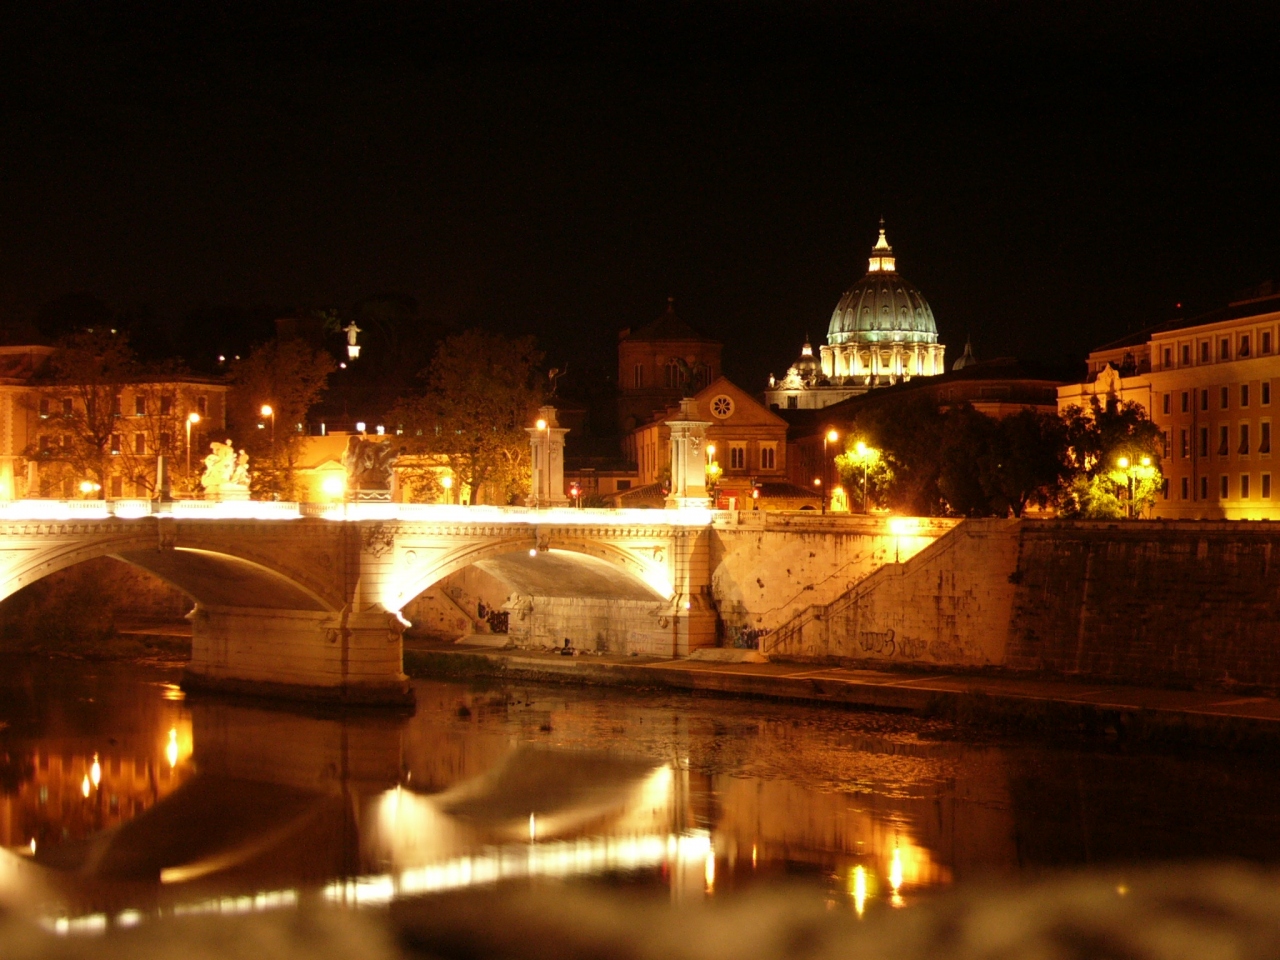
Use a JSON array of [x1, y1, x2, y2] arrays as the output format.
[[665, 398, 712, 510], [184, 603, 412, 705], [526, 405, 570, 508], [0, 457, 14, 501]]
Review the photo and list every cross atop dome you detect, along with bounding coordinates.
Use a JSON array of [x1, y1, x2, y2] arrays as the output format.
[[868, 219, 896, 273]]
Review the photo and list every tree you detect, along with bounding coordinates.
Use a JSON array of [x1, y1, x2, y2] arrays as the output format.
[[834, 439, 895, 512], [1060, 398, 1164, 518], [983, 409, 1073, 517], [390, 330, 543, 505], [227, 338, 334, 500], [937, 405, 999, 516], [837, 397, 948, 515]]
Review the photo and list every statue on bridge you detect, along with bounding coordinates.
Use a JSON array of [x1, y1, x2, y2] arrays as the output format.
[[343, 436, 398, 501], [201, 441, 250, 500]]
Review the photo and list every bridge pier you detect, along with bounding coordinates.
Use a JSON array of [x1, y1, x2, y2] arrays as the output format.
[[185, 603, 413, 705]]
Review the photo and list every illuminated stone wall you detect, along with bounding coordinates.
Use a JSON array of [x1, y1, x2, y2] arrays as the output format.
[[710, 514, 959, 647], [759, 519, 1019, 665]]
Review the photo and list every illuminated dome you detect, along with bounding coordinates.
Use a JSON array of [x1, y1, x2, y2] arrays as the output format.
[[827, 223, 938, 346], [765, 221, 947, 412]]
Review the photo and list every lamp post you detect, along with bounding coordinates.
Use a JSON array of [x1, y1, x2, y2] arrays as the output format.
[[1116, 454, 1154, 519], [854, 440, 871, 514], [1116, 456, 1132, 517], [185, 412, 201, 487], [822, 429, 839, 514], [261, 404, 275, 496], [442, 474, 453, 504]]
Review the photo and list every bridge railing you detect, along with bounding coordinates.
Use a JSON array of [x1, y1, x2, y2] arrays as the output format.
[[0, 499, 720, 526]]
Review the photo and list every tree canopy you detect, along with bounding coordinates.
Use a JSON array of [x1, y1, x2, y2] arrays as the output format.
[[227, 338, 334, 500], [390, 330, 543, 505]]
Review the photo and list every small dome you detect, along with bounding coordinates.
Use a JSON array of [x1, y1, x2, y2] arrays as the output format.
[[827, 222, 938, 347], [952, 338, 977, 370], [790, 338, 819, 377]]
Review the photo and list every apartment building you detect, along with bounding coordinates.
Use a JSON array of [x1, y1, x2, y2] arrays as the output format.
[[1060, 285, 1280, 520]]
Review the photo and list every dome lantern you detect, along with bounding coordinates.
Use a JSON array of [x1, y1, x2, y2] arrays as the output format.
[[867, 218, 896, 273]]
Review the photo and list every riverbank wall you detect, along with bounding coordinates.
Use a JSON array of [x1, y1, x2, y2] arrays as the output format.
[[763, 518, 1280, 690]]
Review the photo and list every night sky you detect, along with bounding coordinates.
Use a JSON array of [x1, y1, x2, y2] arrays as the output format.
[[3, 3, 1279, 395]]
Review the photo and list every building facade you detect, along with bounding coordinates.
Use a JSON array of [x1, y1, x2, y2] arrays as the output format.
[[621, 377, 808, 508], [0, 345, 228, 500], [1059, 286, 1280, 520], [616, 299, 722, 432]]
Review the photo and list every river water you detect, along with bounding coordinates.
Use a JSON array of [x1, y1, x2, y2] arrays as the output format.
[[3, 656, 1280, 931]]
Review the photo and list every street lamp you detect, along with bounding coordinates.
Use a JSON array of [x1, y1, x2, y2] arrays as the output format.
[[822, 429, 839, 514], [441, 474, 453, 504], [1115, 454, 1154, 518], [852, 440, 881, 514], [185, 412, 201, 486]]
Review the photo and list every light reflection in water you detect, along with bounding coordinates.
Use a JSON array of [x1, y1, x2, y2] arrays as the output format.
[[851, 864, 868, 916], [1, 670, 990, 931]]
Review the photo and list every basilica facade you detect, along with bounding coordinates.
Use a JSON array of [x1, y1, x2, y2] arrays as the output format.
[[765, 223, 946, 410]]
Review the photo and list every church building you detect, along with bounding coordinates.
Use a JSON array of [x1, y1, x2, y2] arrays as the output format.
[[765, 222, 945, 410]]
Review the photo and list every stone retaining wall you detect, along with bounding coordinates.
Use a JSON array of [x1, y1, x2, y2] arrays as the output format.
[[1008, 521, 1280, 687]]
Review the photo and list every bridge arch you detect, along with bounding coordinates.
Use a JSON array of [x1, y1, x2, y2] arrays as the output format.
[[0, 527, 337, 613], [389, 535, 673, 613]]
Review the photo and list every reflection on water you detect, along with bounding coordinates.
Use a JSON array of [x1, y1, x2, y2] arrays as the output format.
[[7, 657, 1280, 932]]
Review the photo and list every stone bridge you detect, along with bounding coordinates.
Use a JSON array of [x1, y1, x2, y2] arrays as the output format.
[[0, 500, 947, 703]]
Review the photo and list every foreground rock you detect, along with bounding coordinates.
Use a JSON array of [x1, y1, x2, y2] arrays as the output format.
[[4, 864, 1280, 959]]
